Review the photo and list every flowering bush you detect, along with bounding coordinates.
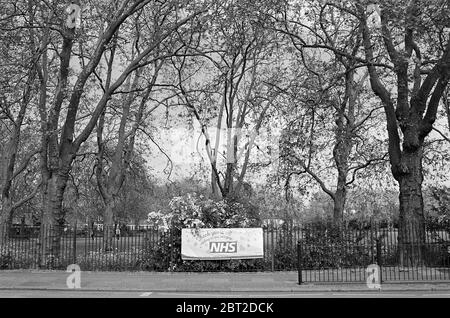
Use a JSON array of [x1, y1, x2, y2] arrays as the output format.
[[147, 211, 172, 232], [148, 193, 260, 231]]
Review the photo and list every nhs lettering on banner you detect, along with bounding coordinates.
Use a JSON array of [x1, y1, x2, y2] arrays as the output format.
[[209, 241, 237, 253]]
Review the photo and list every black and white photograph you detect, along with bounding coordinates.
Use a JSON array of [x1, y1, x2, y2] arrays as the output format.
[[0, 0, 450, 308]]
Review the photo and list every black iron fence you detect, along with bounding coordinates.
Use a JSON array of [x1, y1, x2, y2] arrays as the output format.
[[297, 222, 450, 283], [1, 222, 450, 283], [0, 224, 300, 272]]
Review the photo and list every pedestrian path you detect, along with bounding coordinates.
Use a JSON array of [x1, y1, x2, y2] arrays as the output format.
[[0, 270, 449, 292]]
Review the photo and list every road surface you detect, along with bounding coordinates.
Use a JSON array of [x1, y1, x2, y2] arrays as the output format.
[[1, 289, 450, 298]]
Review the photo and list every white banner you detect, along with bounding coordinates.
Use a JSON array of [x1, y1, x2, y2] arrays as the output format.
[[181, 228, 264, 260]]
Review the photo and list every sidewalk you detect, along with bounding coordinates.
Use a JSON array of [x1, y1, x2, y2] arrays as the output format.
[[1, 270, 450, 292]]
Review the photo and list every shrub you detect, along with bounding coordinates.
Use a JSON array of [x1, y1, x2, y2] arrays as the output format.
[[0, 248, 12, 269], [299, 224, 377, 269], [0, 243, 36, 269], [142, 193, 262, 272]]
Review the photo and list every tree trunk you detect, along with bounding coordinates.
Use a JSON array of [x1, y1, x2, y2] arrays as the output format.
[[332, 134, 350, 224], [42, 172, 69, 264], [331, 66, 356, 224], [103, 198, 115, 251], [444, 88, 450, 133], [0, 201, 11, 242], [333, 183, 347, 224], [397, 148, 425, 267], [212, 96, 225, 198], [211, 164, 220, 198], [223, 163, 234, 198], [211, 150, 221, 199], [223, 131, 238, 199], [37, 177, 48, 268]]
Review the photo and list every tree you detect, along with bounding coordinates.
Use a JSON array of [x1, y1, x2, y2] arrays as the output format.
[[273, 0, 450, 265], [272, 2, 388, 223], [94, 27, 165, 250], [0, 2, 42, 236], [112, 154, 155, 228], [20, 0, 208, 257], [357, 0, 450, 265], [172, 0, 284, 200]]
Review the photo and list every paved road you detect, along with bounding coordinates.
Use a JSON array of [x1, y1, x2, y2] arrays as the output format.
[[1, 289, 450, 298]]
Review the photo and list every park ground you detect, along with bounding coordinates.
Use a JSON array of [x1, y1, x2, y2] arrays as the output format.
[[1, 270, 450, 298]]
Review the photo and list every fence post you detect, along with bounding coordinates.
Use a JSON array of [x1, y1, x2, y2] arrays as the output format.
[[73, 222, 77, 265], [297, 240, 303, 285], [271, 228, 275, 272], [166, 230, 171, 271], [170, 229, 174, 271], [376, 238, 382, 284]]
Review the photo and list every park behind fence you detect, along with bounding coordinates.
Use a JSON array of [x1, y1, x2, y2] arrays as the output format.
[[0, 222, 449, 283]]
